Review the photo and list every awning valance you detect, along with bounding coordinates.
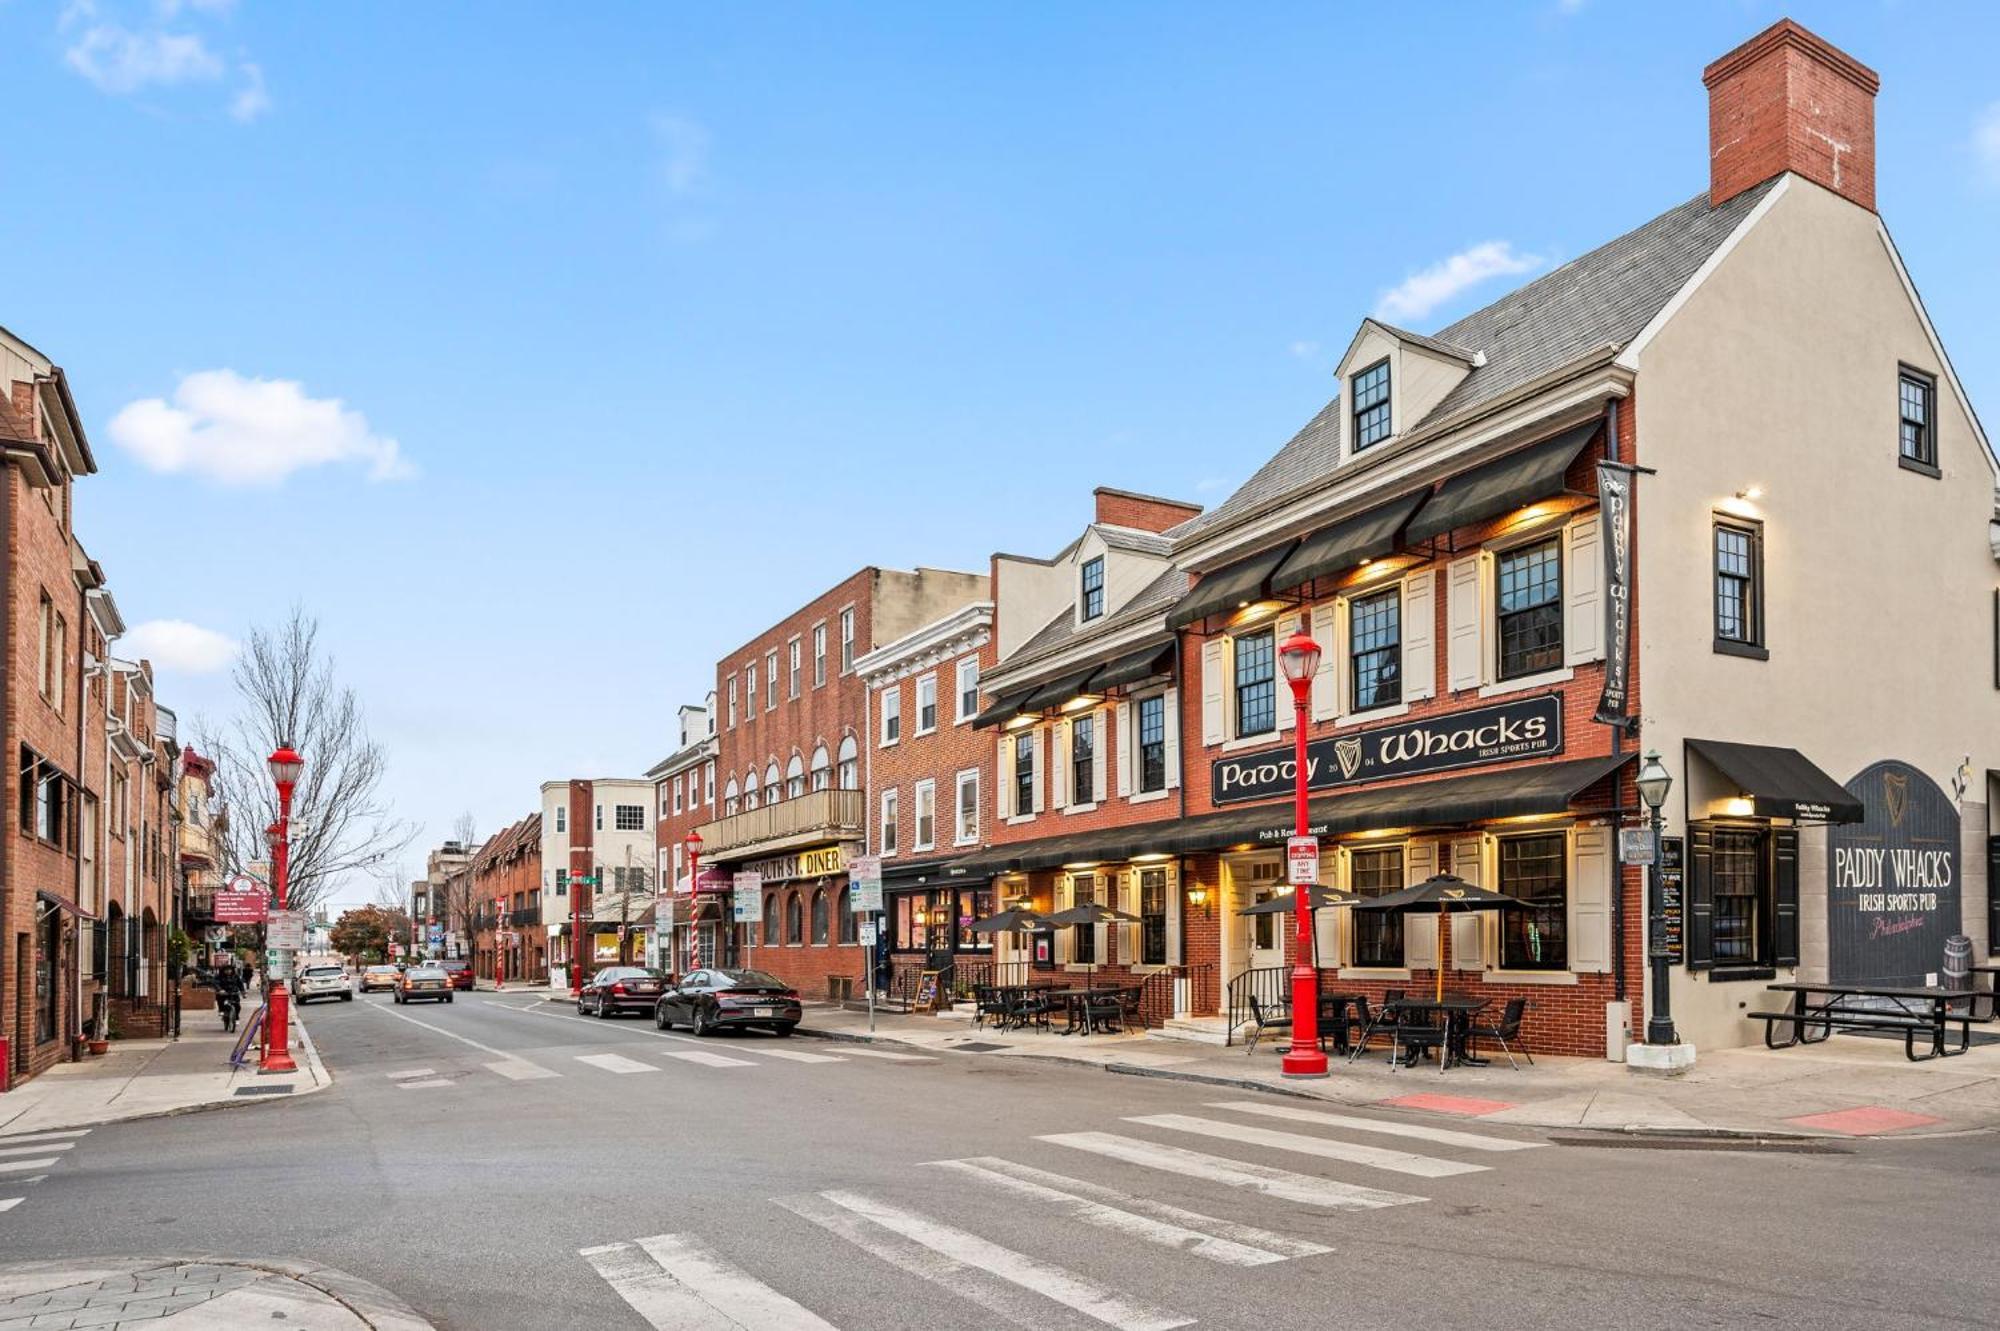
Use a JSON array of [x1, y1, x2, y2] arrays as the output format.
[[971, 690, 1032, 729], [1089, 642, 1176, 694], [1167, 542, 1298, 629], [1018, 667, 1101, 714], [1684, 739, 1864, 823], [1403, 419, 1598, 545], [1271, 490, 1429, 595]]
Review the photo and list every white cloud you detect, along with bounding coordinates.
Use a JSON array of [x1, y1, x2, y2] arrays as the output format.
[[121, 619, 238, 673], [1374, 241, 1546, 323], [1976, 102, 2000, 187], [651, 113, 710, 195], [229, 60, 269, 121], [107, 370, 415, 486], [1288, 340, 1320, 361], [64, 22, 222, 94]]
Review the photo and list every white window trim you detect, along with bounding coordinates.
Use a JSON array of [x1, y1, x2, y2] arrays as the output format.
[[879, 789, 899, 858], [1128, 789, 1171, 805], [1479, 969, 1580, 986], [812, 623, 828, 688], [913, 778, 936, 852], [838, 605, 857, 675], [1477, 665, 1574, 701], [1338, 967, 1415, 981], [880, 687, 901, 748], [914, 673, 939, 737], [954, 657, 979, 726], [954, 768, 980, 845]]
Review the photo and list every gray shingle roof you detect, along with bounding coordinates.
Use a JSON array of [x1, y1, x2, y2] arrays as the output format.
[[1171, 180, 1780, 541], [1094, 524, 1174, 557]]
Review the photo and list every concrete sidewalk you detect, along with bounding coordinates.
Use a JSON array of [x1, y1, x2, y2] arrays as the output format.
[[799, 1002, 2000, 1140], [0, 1257, 431, 1330], [0, 1010, 330, 1137]]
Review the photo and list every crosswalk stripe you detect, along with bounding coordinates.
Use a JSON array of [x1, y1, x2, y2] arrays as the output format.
[[660, 1051, 757, 1069], [808, 1190, 1190, 1331], [732, 1048, 845, 1064], [929, 1158, 1310, 1266], [385, 1068, 437, 1080], [0, 1198, 20, 1212], [0, 1159, 60, 1175], [1206, 1101, 1544, 1152], [396, 1079, 453, 1089], [579, 1234, 839, 1330], [0, 1143, 74, 1159], [0, 1130, 89, 1144], [1041, 1132, 1425, 1211], [1126, 1114, 1487, 1179], [577, 1054, 658, 1075], [833, 1048, 933, 1062], [486, 1060, 561, 1081]]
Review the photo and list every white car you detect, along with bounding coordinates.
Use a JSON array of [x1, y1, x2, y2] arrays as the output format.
[[294, 963, 353, 1004]]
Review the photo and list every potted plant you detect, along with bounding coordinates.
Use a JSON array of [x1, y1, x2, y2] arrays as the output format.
[[83, 1016, 107, 1057]]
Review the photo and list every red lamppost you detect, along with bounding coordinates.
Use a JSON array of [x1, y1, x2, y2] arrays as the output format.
[[1276, 628, 1328, 1079], [683, 830, 703, 973], [262, 744, 304, 1074]]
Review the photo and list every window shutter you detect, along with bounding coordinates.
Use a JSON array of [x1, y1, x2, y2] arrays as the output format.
[[1092, 710, 1109, 804], [1118, 869, 1138, 962], [1309, 604, 1338, 721], [996, 736, 1013, 821], [1403, 570, 1436, 702], [1990, 837, 2000, 962], [1773, 827, 1800, 968], [1166, 862, 1184, 966], [1404, 842, 1438, 969], [1313, 848, 1342, 966], [1275, 626, 1295, 731], [1115, 701, 1133, 797], [1447, 556, 1483, 692], [1568, 824, 1612, 973], [1686, 824, 1714, 971], [1449, 835, 1486, 970], [1564, 515, 1603, 667], [1051, 718, 1070, 809], [1163, 687, 1181, 790], [1200, 639, 1226, 745], [1030, 730, 1044, 814]]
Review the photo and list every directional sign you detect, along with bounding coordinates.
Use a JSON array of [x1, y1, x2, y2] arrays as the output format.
[[213, 887, 271, 923], [1287, 836, 1320, 886]]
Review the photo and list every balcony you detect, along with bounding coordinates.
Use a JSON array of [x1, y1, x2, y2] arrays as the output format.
[[692, 788, 865, 861]]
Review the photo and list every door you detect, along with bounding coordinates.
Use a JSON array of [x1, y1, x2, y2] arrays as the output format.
[[1234, 857, 1286, 974]]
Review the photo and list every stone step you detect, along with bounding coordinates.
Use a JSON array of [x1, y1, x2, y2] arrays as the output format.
[[1146, 1016, 1240, 1048]]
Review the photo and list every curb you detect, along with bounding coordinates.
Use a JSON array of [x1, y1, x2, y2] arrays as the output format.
[[0, 1257, 433, 1330]]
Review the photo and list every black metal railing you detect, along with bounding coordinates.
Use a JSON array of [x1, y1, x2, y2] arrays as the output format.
[[1224, 964, 1291, 1047], [1133, 962, 1215, 1029]]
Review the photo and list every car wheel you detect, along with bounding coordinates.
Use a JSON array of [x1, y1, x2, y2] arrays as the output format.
[[773, 1024, 796, 1037], [691, 1006, 710, 1037], [343, 993, 353, 1002], [654, 1004, 670, 1030], [445, 995, 454, 1003]]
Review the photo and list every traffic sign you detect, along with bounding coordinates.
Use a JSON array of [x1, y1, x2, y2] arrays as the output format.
[[732, 873, 763, 924], [267, 910, 306, 950], [850, 856, 883, 913], [213, 887, 270, 923], [858, 920, 878, 946], [1287, 835, 1320, 886]]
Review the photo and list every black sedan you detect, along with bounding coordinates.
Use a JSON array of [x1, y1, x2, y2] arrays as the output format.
[[655, 968, 802, 1037], [579, 966, 671, 1018]]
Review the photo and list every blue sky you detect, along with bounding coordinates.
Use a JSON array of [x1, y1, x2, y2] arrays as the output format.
[[6, 2, 1996, 909]]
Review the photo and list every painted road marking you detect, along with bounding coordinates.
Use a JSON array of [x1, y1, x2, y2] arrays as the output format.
[[1041, 1132, 1424, 1211], [385, 1068, 438, 1081], [0, 1130, 90, 1144], [929, 1157, 1322, 1266], [660, 1051, 758, 1069], [778, 1191, 1190, 1331], [0, 1159, 61, 1175], [486, 1060, 561, 1081], [0, 1199, 20, 1212], [1206, 1101, 1544, 1152], [396, 1079, 453, 1089], [577, 1053, 659, 1075], [0, 1143, 75, 1159], [729, 1047, 845, 1065], [581, 1233, 839, 1331], [1126, 1114, 1488, 1178]]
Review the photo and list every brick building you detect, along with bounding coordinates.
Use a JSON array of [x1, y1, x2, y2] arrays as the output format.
[[691, 566, 984, 998], [471, 814, 543, 984], [647, 698, 717, 973], [539, 777, 656, 987]]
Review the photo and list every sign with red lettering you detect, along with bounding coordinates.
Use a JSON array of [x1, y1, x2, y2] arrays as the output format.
[[212, 887, 271, 923]]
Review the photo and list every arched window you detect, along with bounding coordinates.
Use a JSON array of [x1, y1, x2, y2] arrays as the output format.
[[762, 895, 777, 945], [743, 770, 760, 811], [836, 735, 859, 790], [765, 761, 782, 804], [786, 892, 804, 945], [724, 777, 740, 816], [786, 753, 806, 799], [810, 744, 831, 791], [837, 886, 857, 944], [811, 889, 829, 944]]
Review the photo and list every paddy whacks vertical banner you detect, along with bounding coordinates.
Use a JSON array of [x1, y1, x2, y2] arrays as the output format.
[[1594, 462, 1633, 724]]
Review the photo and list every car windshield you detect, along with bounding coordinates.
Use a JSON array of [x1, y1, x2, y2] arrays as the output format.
[[435, 960, 467, 971], [601, 968, 663, 982], [302, 966, 343, 977], [717, 970, 786, 989], [407, 968, 446, 979], [366, 966, 397, 975]]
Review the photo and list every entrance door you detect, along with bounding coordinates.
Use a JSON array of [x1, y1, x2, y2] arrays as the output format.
[[1235, 858, 1285, 973]]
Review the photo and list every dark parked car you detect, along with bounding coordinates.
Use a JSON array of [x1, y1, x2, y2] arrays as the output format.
[[433, 958, 474, 991], [579, 966, 670, 1018], [655, 968, 801, 1037], [394, 966, 453, 1004]]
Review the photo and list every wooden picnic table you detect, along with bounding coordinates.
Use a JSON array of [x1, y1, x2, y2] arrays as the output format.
[[1754, 982, 1980, 1061]]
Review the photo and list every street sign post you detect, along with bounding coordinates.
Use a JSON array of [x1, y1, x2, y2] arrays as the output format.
[[732, 873, 763, 925], [267, 910, 306, 951], [850, 856, 883, 914], [1619, 827, 1657, 867], [1286, 835, 1319, 886]]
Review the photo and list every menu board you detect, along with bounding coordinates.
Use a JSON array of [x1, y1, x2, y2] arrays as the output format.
[[1659, 836, 1684, 965]]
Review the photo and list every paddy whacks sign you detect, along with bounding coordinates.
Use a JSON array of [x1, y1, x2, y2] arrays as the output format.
[[1827, 761, 1960, 990]]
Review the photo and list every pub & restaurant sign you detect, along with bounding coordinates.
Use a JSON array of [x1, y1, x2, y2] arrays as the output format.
[[1211, 695, 1563, 806]]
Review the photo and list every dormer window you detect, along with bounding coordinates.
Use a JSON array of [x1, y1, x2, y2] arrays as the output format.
[[1080, 556, 1105, 621], [1352, 359, 1392, 450]]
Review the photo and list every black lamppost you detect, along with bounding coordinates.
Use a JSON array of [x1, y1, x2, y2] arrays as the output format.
[[1635, 748, 1676, 1046]]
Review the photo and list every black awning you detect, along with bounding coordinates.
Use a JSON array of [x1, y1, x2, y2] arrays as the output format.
[[952, 826, 1162, 878], [1685, 739, 1864, 823], [1270, 490, 1429, 595], [971, 690, 1032, 730], [1090, 641, 1176, 694], [1167, 542, 1297, 629], [881, 855, 986, 888], [1018, 667, 1101, 713], [1403, 419, 1599, 545]]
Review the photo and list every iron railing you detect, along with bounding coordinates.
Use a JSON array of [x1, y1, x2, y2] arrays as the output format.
[[691, 789, 865, 858], [1223, 964, 1292, 1047]]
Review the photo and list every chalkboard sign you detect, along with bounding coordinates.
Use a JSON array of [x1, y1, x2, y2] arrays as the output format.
[[914, 970, 942, 1013], [1829, 762, 1960, 990], [1659, 836, 1684, 965]]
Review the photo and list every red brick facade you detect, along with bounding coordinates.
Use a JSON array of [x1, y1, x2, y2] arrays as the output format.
[[1705, 18, 1879, 211], [472, 814, 543, 984]]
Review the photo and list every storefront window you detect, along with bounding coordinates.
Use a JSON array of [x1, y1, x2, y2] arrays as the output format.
[[1498, 833, 1567, 969], [837, 886, 857, 944], [1139, 869, 1168, 966], [1351, 847, 1404, 967], [956, 888, 994, 950], [37, 906, 58, 1044], [785, 893, 804, 945], [1712, 829, 1767, 963], [811, 890, 829, 945], [761, 896, 777, 946]]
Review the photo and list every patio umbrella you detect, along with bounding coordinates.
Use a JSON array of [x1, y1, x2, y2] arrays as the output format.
[[966, 908, 1050, 935], [1237, 884, 1361, 970], [1350, 872, 1530, 1001], [1042, 902, 1141, 987]]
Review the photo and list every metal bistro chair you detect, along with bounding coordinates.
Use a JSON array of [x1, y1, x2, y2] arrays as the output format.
[[972, 984, 1010, 1030], [1344, 996, 1382, 1062], [1391, 1003, 1448, 1074], [1012, 986, 1056, 1031], [1082, 989, 1125, 1035], [1245, 994, 1292, 1055], [1466, 997, 1533, 1070]]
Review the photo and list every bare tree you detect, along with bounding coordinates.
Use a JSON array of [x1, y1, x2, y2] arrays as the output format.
[[451, 810, 478, 849], [204, 608, 416, 915]]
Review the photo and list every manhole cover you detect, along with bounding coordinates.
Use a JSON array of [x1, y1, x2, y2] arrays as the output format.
[[233, 1085, 295, 1096]]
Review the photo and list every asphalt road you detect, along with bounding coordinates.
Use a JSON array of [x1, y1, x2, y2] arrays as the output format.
[[4, 990, 1996, 1329]]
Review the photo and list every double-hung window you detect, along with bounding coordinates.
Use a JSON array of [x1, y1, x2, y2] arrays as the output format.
[[1233, 630, 1275, 736], [765, 651, 778, 708], [914, 780, 936, 851], [916, 675, 937, 734], [1136, 695, 1166, 793], [1711, 828, 1768, 965], [1352, 359, 1392, 450], [746, 663, 758, 713], [955, 657, 979, 724], [1349, 587, 1401, 711], [1080, 556, 1105, 621], [839, 609, 855, 672], [1497, 833, 1567, 970], [881, 687, 901, 745], [788, 640, 801, 698], [955, 769, 979, 844], [1351, 847, 1404, 967], [1713, 518, 1764, 655], [1014, 732, 1035, 816], [1070, 714, 1094, 803], [1496, 538, 1563, 680], [813, 624, 827, 686], [1898, 367, 1937, 473], [727, 676, 738, 727], [880, 789, 898, 855]]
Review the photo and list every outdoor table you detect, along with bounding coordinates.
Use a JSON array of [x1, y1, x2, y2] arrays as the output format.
[[1057, 987, 1128, 1036], [1317, 992, 1365, 1055], [997, 982, 1064, 1030], [1965, 965, 2000, 1022], [1382, 995, 1489, 1068], [1757, 982, 1978, 1061]]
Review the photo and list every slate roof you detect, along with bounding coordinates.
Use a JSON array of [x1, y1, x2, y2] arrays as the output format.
[[1094, 524, 1174, 557], [1171, 179, 1780, 541]]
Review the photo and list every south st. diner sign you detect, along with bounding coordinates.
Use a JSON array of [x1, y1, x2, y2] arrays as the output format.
[[1210, 695, 1563, 805]]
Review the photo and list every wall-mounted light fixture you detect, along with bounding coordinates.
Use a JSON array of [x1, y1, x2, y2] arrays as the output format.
[[1186, 883, 1211, 909]]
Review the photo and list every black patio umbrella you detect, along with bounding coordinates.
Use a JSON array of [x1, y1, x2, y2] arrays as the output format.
[[1235, 884, 1362, 915], [1042, 902, 1141, 986], [1351, 872, 1530, 1001], [966, 908, 1050, 935]]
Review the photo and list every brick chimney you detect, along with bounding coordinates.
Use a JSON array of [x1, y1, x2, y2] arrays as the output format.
[[1703, 18, 1880, 211], [1093, 486, 1201, 534]]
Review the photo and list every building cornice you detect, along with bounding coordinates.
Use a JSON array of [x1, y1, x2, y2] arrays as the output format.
[[854, 602, 993, 685], [982, 612, 1174, 694]]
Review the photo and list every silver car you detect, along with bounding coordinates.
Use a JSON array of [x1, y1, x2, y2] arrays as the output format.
[[294, 963, 353, 1004]]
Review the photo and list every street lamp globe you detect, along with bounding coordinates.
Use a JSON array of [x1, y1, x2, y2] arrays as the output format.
[[1277, 629, 1321, 691], [1635, 749, 1673, 812], [684, 830, 702, 856], [267, 744, 305, 794]]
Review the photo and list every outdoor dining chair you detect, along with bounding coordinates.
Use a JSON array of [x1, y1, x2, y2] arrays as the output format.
[[1244, 994, 1292, 1055], [1390, 1004, 1448, 1073], [1466, 997, 1532, 1070]]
